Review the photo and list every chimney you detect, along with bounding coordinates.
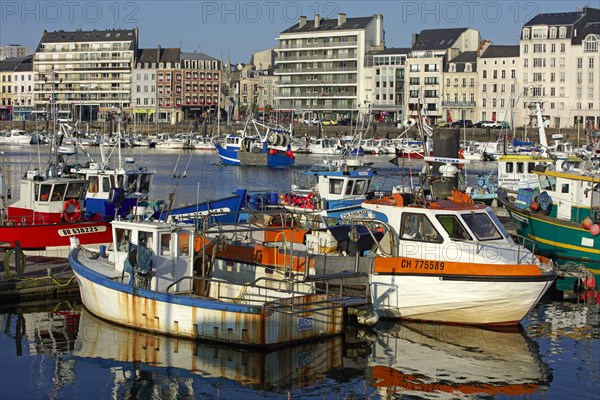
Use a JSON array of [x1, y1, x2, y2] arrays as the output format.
[[374, 14, 383, 47], [298, 16, 306, 28], [337, 13, 346, 27], [412, 33, 419, 46], [477, 40, 492, 57], [157, 44, 161, 62], [314, 14, 320, 28]]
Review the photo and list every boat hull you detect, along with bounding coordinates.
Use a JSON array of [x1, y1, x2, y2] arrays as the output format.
[[157, 189, 247, 225], [0, 221, 112, 257], [370, 274, 554, 326], [215, 145, 295, 167], [69, 249, 344, 346], [498, 192, 600, 289]]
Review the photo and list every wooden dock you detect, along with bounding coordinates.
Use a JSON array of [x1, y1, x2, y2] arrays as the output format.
[[0, 254, 79, 305]]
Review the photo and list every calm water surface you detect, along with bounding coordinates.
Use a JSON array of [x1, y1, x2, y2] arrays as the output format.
[[0, 297, 598, 399], [1, 146, 597, 399]]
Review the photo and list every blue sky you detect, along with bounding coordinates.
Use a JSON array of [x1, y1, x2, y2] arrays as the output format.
[[0, 1, 592, 63]]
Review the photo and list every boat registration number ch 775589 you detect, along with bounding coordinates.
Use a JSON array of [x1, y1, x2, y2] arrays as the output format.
[[58, 225, 107, 236]]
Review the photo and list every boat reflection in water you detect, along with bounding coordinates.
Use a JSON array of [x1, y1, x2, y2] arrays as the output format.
[[73, 309, 344, 396], [366, 321, 553, 399]]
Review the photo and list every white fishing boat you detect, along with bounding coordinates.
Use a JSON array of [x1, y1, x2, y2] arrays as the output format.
[[69, 215, 364, 346], [0, 129, 32, 145]]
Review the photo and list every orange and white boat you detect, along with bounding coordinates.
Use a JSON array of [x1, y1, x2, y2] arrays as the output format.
[[201, 193, 556, 327], [356, 194, 556, 326]]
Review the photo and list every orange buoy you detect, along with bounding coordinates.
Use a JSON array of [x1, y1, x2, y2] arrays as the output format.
[[590, 224, 600, 236], [530, 201, 539, 211], [582, 217, 593, 230]]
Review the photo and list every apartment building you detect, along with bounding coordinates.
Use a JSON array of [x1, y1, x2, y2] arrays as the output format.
[[363, 47, 409, 123], [0, 57, 19, 120], [520, 6, 600, 128], [405, 28, 481, 123], [442, 51, 478, 124], [32, 28, 138, 122], [476, 45, 521, 126], [12, 56, 34, 120], [0, 44, 33, 60], [275, 13, 384, 121]]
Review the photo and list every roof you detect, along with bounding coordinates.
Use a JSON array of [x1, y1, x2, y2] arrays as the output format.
[[39, 28, 137, 44], [180, 52, 218, 62], [574, 21, 600, 44], [0, 56, 29, 72], [14, 55, 33, 72], [137, 48, 180, 64], [444, 51, 477, 72], [411, 28, 468, 50], [480, 45, 520, 58], [281, 16, 374, 34], [522, 7, 600, 43], [524, 11, 584, 26], [370, 47, 411, 56]]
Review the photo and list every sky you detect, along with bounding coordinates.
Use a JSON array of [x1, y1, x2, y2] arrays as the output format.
[[0, 0, 594, 63]]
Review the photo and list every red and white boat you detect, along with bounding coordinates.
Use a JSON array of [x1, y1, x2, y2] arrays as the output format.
[[1, 169, 112, 257]]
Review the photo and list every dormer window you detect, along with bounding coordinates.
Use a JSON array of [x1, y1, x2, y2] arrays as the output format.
[[465, 63, 471, 72], [522, 28, 530, 39], [549, 27, 557, 39], [559, 27, 567, 39], [450, 64, 456, 72], [584, 35, 598, 52]]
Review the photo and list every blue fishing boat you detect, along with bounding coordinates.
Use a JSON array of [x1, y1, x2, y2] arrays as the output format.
[[214, 119, 295, 167]]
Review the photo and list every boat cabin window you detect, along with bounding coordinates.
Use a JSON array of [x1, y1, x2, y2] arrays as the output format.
[[354, 179, 368, 195], [528, 162, 536, 172], [38, 184, 52, 201], [516, 162, 524, 173], [400, 213, 442, 243], [102, 176, 113, 193], [329, 178, 344, 195], [561, 183, 569, 194], [539, 175, 556, 191], [88, 176, 99, 193], [178, 232, 190, 256], [506, 163, 514, 173], [461, 213, 503, 241], [65, 182, 85, 200], [125, 176, 137, 194], [51, 183, 67, 201], [138, 231, 153, 249], [116, 228, 132, 252], [139, 173, 152, 193], [160, 233, 171, 256], [436, 215, 471, 240], [345, 181, 354, 195], [117, 175, 124, 189]]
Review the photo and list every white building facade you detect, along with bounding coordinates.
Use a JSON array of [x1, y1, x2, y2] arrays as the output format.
[[275, 13, 384, 121]]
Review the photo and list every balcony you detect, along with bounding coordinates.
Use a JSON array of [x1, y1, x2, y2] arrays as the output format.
[[277, 41, 358, 50], [277, 77, 357, 86], [277, 53, 357, 62], [442, 101, 476, 108], [275, 66, 357, 74]]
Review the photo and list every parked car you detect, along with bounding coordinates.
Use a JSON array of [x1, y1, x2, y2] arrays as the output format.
[[321, 119, 338, 126], [473, 120, 490, 128], [481, 121, 502, 128], [303, 118, 321, 126], [338, 118, 357, 126], [451, 120, 473, 128], [436, 120, 451, 127]]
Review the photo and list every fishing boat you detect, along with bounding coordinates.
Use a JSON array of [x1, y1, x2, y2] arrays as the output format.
[[68, 214, 366, 346], [214, 119, 295, 167], [73, 308, 344, 393], [497, 158, 600, 290], [367, 321, 551, 398], [205, 191, 556, 326], [0, 168, 112, 257]]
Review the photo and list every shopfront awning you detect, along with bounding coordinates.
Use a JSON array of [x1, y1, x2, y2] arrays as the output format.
[[133, 108, 156, 114]]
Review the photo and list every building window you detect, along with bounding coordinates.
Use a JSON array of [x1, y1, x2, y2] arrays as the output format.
[[522, 28, 530, 39], [560, 43, 565, 52], [501, 70, 506, 79], [524, 44, 528, 54], [584, 36, 598, 52], [559, 27, 567, 39], [577, 58, 583, 68], [511, 69, 516, 79], [549, 27, 557, 39], [589, 57, 595, 69]]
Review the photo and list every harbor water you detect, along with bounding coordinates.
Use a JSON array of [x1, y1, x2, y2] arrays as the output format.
[[0, 146, 598, 399]]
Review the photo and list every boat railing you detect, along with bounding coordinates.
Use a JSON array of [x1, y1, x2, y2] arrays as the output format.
[[507, 234, 547, 266], [165, 271, 370, 314]]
